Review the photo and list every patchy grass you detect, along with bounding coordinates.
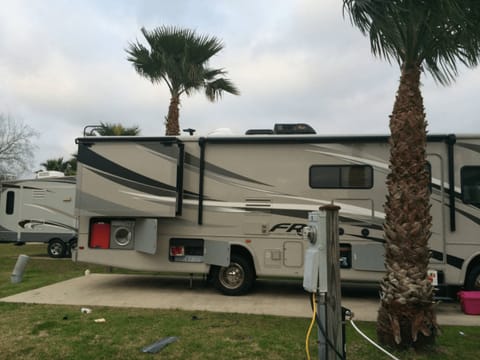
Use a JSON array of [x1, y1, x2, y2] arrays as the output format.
[[0, 303, 314, 360], [1, 243, 480, 359], [0, 243, 107, 298], [0, 302, 479, 360]]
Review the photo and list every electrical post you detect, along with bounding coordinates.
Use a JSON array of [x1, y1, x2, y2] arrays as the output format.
[[303, 205, 343, 360]]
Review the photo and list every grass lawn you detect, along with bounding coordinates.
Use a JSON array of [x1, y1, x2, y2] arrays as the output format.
[[1, 243, 480, 359]]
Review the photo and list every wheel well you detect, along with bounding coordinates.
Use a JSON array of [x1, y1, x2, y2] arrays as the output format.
[[465, 255, 480, 285], [231, 245, 256, 277]]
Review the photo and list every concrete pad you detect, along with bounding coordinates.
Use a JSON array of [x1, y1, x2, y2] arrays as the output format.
[[1, 273, 478, 326]]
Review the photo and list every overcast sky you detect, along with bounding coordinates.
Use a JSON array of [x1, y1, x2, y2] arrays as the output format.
[[1, 0, 479, 176]]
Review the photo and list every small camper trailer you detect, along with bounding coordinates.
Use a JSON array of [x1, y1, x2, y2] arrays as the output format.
[[73, 127, 480, 295], [0, 173, 77, 258]]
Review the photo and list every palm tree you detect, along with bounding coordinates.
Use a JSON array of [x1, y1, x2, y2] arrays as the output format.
[[126, 26, 240, 135], [93, 122, 140, 136], [41, 157, 76, 176], [343, 0, 480, 349]]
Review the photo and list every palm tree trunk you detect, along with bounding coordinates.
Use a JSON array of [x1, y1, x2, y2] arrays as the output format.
[[165, 95, 180, 136], [377, 65, 438, 349]]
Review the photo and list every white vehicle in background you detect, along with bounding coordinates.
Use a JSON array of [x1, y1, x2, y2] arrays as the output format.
[[0, 171, 77, 258], [72, 124, 480, 296]]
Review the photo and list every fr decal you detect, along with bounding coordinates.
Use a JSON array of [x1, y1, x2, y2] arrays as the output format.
[[269, 223, 307, 236]]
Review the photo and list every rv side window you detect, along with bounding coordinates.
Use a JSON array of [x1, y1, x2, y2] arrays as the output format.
[[309, 165, 373, 189], [6, 191, 14, 214], [461, 166, 480, 205]]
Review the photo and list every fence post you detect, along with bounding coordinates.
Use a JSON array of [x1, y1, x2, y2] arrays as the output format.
[[11, 254, 30, 284], [320, 205, 343, 360]]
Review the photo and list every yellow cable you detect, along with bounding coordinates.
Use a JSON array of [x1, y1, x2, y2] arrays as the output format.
[[305, 292, 317, 360]]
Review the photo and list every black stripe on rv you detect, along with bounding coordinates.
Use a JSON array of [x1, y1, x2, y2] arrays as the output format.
[[431, 183, 480, 212], [344, 233, 385, 243], [454, 207, 480, 226], [140, 142, 180, 158], [18, 220, 77, 232], [430, 250, 464, 269], [185, 152, 272, 187], [456, 142, 480, 154], [267, 208, 383, 228], [77, 143, 198, 199], [88, 167, 178, 199], [139, 142, 271, 187]]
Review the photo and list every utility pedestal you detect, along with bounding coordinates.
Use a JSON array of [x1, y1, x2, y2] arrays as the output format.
[[303, 205, 343, 360]]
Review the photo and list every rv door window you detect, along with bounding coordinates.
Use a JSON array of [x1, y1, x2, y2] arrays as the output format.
[[6, 191, 14, 214], [461, 166, 480, 205], [309, 165, 373, 189]]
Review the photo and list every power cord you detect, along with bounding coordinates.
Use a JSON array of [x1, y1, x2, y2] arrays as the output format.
[[305, 293, 401, 360], [345, 310, 401, 360], [305, 292, 317, 360], [306, 292, 345, 360]]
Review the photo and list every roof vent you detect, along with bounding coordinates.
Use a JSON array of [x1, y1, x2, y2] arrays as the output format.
[[273, 123, 316, 134]]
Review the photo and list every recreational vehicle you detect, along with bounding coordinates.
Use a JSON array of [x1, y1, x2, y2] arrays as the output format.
[[73, 128, 480, 296], [0, 173, 77, 258]]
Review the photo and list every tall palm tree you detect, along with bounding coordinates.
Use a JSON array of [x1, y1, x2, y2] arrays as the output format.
[[343, 0, 480, 349], [126, 26, 240, 135]]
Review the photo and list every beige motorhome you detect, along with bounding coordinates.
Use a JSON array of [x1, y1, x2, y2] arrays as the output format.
[[73, 129, 480, 296], [0, 173, 77, 258]]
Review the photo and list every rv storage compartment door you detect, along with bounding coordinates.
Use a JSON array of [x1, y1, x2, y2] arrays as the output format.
[[90, 222, 110, 249], [134, 218, 158, 254], [77, 140, 181, 217], [204, 240, 230, 267]]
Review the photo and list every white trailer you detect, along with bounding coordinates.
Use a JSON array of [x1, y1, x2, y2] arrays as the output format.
[[73, 129, 480, 296], [0, 174, 77, 258]]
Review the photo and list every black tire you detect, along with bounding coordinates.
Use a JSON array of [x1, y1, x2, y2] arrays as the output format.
[[465, 265, 480, 291], [211, 254, 255, 296], [65, 238, 77, 257], [47, 239, 67, 258]]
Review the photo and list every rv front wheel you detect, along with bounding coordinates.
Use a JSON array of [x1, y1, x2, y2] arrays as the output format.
[[47, 239, 66, 258], [212, 254, 254, 296], [466, 265, 480, 291]]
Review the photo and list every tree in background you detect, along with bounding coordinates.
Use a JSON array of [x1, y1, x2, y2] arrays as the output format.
[[126, 26, 239, 135], [40, 157, 76, 176], [0, 113, 38, 179], [89, 122, 140, 136], [343, 0, 480, 350], [43, 122, 139, 176]]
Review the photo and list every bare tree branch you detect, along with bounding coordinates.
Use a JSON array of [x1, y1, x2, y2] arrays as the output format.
[[0, 113, 38, 178]]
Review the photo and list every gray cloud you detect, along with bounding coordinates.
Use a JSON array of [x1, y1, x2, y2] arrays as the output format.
[[0, 0, 479, 177]]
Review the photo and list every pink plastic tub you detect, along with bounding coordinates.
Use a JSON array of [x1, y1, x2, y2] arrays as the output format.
[[458, 291, 480, 315]]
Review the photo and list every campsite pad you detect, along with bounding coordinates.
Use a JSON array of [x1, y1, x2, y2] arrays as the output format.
[[1, 273, 477, 326]]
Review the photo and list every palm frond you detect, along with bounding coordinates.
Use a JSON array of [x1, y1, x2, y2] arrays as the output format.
[[204, 78, 240, 102], [343, 0, 480, 85]]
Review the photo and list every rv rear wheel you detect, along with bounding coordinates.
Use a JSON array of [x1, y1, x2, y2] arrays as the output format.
[[466, 265, 480, 291], [212, 254, 254, 296], [47, 239, 66, 258]]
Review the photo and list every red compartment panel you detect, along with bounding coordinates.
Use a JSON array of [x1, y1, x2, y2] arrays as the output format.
[[90, 222, 111, 249]]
